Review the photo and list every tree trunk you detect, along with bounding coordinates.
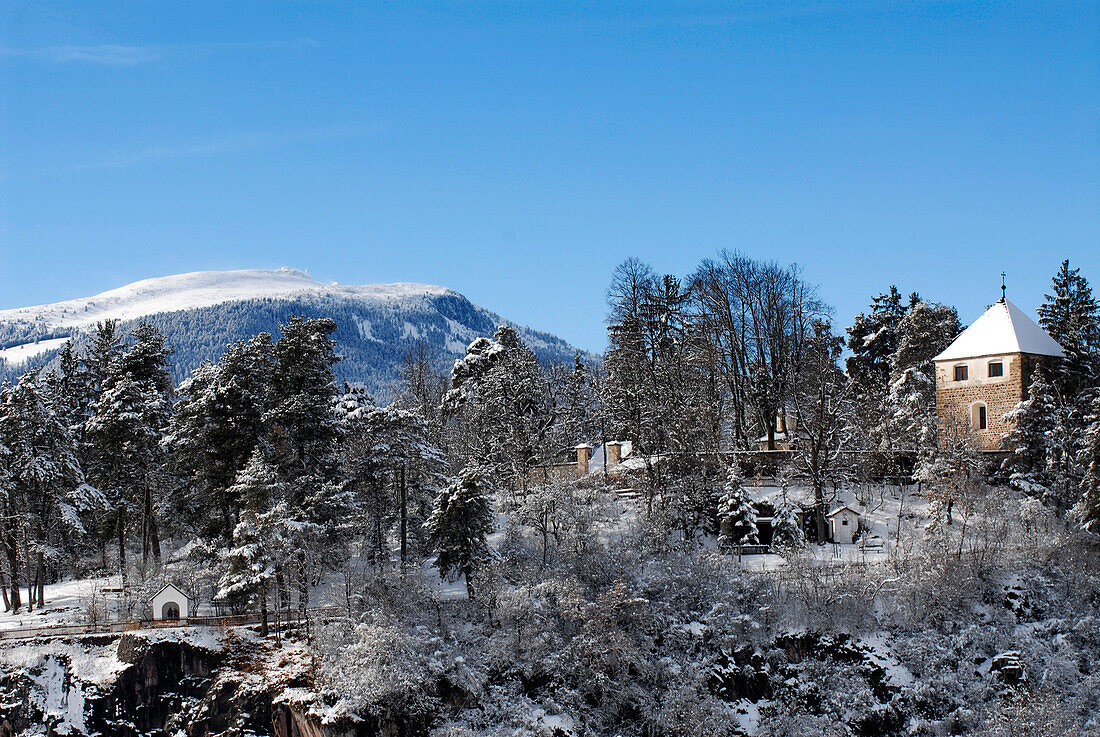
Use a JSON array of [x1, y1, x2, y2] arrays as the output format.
[[399, 465, 408, 571], [259, 581, 269, 637], [36, 553, 45, 609], [297, 554, 309, 612], [147, 486, 162, 570], [4, 543, 20, 613], [464, 565, 475, 600], [22, 529, 34, 612], [117, 514, 127, 585]]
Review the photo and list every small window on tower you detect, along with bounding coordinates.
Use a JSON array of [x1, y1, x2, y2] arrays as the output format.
[[954, 365, 968, 381], [988, 362, 1003, 378], [979, 405, 987, 430]]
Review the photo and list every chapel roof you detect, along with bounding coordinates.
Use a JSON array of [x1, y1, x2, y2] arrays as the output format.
[[933, 298, 1064, 362]]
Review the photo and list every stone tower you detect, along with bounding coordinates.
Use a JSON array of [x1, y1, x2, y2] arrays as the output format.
[[934, 297, 1064, 451]]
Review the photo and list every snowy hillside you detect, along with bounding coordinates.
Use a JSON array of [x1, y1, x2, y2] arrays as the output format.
[[0, 268, 587, 393]]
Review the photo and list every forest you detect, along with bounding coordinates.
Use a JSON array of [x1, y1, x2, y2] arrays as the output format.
[[2, 251, 1099, 736]]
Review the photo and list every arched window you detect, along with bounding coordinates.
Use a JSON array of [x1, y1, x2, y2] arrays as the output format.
[[971, 403, 987, 431], [162, 601, 180, 620]]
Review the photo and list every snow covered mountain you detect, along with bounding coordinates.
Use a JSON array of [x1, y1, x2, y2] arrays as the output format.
[[0, 268, 587, 393]]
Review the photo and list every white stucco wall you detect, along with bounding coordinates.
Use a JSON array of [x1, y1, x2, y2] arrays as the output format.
[[151, 586, 191, 620], [828, 509, 860, 545]]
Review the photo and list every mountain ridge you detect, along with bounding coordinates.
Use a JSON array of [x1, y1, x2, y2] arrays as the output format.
[[0, 268, 590, 394]]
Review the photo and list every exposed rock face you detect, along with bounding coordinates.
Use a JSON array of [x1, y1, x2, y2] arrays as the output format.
[[0, 630, 391, 737]]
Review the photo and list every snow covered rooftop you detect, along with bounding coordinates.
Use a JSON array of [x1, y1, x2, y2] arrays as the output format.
[[933, 298, 1064, 362]]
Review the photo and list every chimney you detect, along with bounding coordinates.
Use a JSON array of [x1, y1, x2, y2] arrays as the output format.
[[575, 444, 593, 476], [607, 441, 623, 467]]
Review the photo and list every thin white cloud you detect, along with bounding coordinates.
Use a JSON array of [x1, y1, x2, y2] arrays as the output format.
[[77, 124, 381, 171], [0, 37, 317, 66], [1, 44, 158, 65]]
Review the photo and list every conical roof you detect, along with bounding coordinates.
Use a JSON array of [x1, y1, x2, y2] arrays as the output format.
[[933, 298, 1064, 362]]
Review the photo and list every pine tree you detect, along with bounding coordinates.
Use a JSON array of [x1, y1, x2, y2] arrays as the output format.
[[85, 373, 160, 577], [717, 464, 758, 549], [426, 465, 493, 598], [342, 405, 444, 570], [0, 376, 94, 611], [847, 286, 908, 398], [891, 301, 961, 379], [171, 334, 275, 539], [771, 480, 805, 551], [1077, 400, 1100, 532], [1002, 371, 1059, 499], [85, 324, 175, 576], [444, 326, 553, 489], [266, 316, 341, 479], [216, 450, 284, 634], [884, 300, 961, 462], [555, 354, 597, 446], [1038, 260, 1100, 399]]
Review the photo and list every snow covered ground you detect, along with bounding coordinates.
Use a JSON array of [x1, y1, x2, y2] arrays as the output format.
[[0, 578, 104, 631]]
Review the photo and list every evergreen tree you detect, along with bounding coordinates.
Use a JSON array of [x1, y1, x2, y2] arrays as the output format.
[[554, 354, 598, 446], [1077, 398, 1100, 532], [1002, 371, 1059, 499], [426, 465, 493, 598], [716, 465, 758, 549], [847, 286, 908, 398], [342, 405, 444, 569], [770, 478, 805, 551], [0, 376, 94, 611], [171, 334, 275, 539], [85, 374, 161, 577], [46, 340, 95, 444], [266, 316, 341, 479], [85, 320, 123, 397], [216, 450, 285, 634], [891, 301, 961, 379], [444, 326, 553, 490], [83, 324, 175, 576], [1038, 260, 1100, 398], [230, 316, 348, 611]]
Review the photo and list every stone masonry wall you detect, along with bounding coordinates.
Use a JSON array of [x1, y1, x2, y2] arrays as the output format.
[[936, 353, 1025, 451]]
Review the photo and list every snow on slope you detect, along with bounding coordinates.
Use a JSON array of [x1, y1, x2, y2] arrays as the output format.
[[0, 268, 453, 366]]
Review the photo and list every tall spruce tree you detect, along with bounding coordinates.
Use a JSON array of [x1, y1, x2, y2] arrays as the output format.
[[717, 464, 759, 549], [426, 465, 493, 598], [1038, 260, 1100, 399], [266, 316, 341, 480], [171, 334, 275, 539], [771, 480, 805, 551], [444, 326, 552, 490], [847, 287, 908, 398], [217, 450, 285, 634], [1078, 398, 1100, 532], [0, 376, 93, 610], [1002, 371, 1059, 499]]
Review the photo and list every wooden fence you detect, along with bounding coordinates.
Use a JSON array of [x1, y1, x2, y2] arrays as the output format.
[[0, 606, 345, 643]]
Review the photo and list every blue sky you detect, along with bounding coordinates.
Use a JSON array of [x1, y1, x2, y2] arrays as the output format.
[[1, 1, 1097, 352]]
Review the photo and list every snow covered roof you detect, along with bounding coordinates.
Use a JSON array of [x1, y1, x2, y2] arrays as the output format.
[[152, 583, 191, 602], [826, 505, 862, 518], [933, 298, 1064, 362]]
